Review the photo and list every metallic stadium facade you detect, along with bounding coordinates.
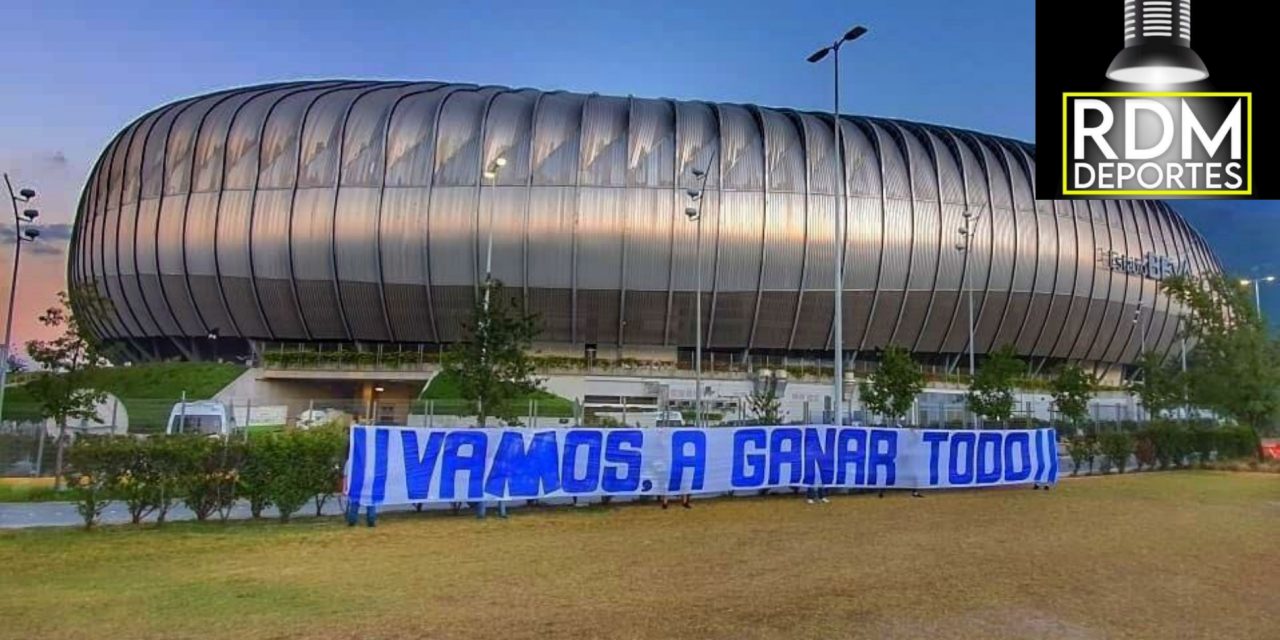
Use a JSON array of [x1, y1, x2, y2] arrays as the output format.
[[67, 80, 1221, 370]]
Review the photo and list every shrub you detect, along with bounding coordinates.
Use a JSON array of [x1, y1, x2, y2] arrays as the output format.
[[1145, 422, 1191, 469], [1098, 432, 1134, 474], [65, 436, 122, 530], [238, 440, 273, 519], [1217, 425, 1260, 460], [1066, 435, 1097, 476], [256, 431, 319, 522], [301, 425, 347, 517], [173, 436, 241, 522], [1189, 424, 1217, 466], [1133, 434, 1156, 472]]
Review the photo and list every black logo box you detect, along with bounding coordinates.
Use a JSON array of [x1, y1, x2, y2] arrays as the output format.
[[1036, 0, 1275, 200]]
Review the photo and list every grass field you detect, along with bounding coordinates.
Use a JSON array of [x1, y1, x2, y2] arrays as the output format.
[[0, 472, 1276, 639]]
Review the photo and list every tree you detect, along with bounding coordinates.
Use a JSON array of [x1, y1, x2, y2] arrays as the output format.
[[965, 345, 1023, 426], [24, 292, 108, 490], [1161, 274, 1280, 442], [747, 374, 782, 425], [1128, 350, 1184, 421], [1050, 363, 1097, 431], [442, 279, 542, 426], [858, 344, 925, 424]]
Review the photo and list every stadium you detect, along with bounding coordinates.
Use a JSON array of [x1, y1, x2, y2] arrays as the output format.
[[67, 80, 1221, 378]]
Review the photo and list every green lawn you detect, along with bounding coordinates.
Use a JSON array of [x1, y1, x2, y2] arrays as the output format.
[[2, 362, 246, 432], [421, 370, 575, 418], [1, 471, 1275, 639]]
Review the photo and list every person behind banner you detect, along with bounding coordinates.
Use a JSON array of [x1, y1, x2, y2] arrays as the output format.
[[805, 486, 829, 504], [347, 499, 378, 527]]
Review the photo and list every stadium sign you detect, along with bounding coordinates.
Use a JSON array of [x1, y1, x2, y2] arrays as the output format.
[[344, 425, 1060, 506], [1104, 250, 1191, 281]]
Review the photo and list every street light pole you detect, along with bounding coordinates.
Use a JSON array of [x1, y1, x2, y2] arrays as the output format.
[[955, 208, 979, 428], [0, 174, 39, 426], [686, 149, 718, 429], [808, 24, 868, 426], [1239, 275, 1276, 321], [482, 157, 507, 312]]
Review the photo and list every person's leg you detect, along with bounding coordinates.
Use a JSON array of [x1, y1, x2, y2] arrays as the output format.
[[660, 495, 669, 509], [366, 504, 378, 527], [475, 501, 487, 519], [498, 500, 508, 518], [346, 500, 361, 526], [911, 489, 923, 498], [805, 487, 816, 504], [681, 494, 691, 509], [819, 487, 830, 503]]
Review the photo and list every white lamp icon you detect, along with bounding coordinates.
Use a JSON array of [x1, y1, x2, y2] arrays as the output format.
[[1107, 0, 1208, 84]]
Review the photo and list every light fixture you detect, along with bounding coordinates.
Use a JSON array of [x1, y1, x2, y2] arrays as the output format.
[[18, 188, 35, 200], [1240, 279, 1251, 286], [22, 228, 38, 240], [22, 209, 37, 221], [494, 157, 507, 167], [1266, 276, 1278, 283], [1106, 0, 1208, 85], [207, 327, 220, 341], [373, 386, 385, 393], [684, 207, 699, 220], [685, 188, 701, 200], [482, 171, 496, 179]]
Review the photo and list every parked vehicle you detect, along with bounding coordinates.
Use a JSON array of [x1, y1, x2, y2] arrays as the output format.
[[165, 401, 236, 436]]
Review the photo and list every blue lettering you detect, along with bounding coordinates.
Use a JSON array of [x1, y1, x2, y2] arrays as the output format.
[[1048, 429, 1059, 483], [923, 431, 948, 486], [1003, 431, 1032, 482], [402, 430, 446, 500], [803, 427, 836, 486], [668, 431, 706, 492], [348, 426, 367, 502], [868, 429, 897, 486], [372, 428, 389, 504], [602, 430, 643, 493], [768, 428, 803, 485], [440, 431, 488, 500], [976, 432, 1003, 484], [484, 431, 560, 498], [731, 428, 767, 487], [562, 431, 603, 494], [835, 428, 868, 486], [949, 432, 976, 485]]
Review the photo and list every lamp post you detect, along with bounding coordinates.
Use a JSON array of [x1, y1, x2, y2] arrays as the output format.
[[1239, 275, 1276, 321], [954, 208, 979, 428], [482, 157, 507, 310], [808, 23, 868, 426], [685, 149, 718, 429], [0, 174, 39, 426]]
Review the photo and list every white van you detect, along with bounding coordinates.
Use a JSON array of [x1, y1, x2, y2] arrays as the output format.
[[166, 401, 236, 437]]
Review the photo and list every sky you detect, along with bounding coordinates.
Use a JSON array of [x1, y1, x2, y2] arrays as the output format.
[[0, 0, 1274, 354]]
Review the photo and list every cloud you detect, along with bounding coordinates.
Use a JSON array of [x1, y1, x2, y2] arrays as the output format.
[[0, 222, 72, 255]]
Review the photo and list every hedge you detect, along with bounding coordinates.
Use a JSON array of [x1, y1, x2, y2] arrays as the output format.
[[1064, 423, 1260, 476], [65, 426, 346, 529]]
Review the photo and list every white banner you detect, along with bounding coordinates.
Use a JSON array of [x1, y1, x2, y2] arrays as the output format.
[[345, 425, 1059, 505]]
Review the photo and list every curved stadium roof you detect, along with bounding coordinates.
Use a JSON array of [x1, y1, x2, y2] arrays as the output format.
[[68, 80, 1222, 366]]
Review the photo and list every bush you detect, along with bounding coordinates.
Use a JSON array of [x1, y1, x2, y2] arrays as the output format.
[[1216, 425, 1260, 460], [1189, 424, 1217, 466], [255, 430, 329, 522], [174, 436, 241, 522], [1144, 422, 1191, 469], [65, 436, 124, 530], [1098, 432, 1134, 474], [1133, 434, 1156, 472], [1066, 435, 1097, 476], [238, 440, 273, 519]]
